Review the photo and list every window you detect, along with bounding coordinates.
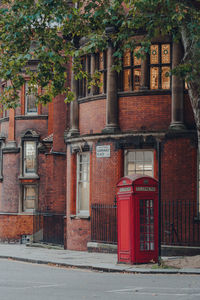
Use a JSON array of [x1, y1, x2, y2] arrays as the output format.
[[2, 107, 9, 118], [76, 153, 90, 216], [22, 185, 37, 212], [124, 150, 154, 177], [150, 44, 171, 90], [25, 82, 38, 115], [78, 55, 92, 98], [121, 46, 141, 92], [23, 141, 37, 175], [96, 52, 107, 94]]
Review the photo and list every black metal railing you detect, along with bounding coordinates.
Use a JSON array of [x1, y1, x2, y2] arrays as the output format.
[[161, 200, 200, 246], [91, 200, 200, 247], [33, 213, 64, 245], [91, 204, 117, 244]]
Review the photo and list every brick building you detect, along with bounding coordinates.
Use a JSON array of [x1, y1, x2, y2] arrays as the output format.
[[65, 37, 199, 251], [0, 36, 199, 251], [0, 69, 68, 244]]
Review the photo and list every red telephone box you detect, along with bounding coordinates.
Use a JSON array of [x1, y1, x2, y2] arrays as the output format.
[[117, 174, 158, 264]]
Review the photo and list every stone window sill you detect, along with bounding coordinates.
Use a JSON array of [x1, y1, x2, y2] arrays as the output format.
[[70, 214, 90, 220]]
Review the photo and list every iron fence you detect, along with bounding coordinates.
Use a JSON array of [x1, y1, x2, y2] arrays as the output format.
[[91, 204, 117, 244], [161, 200, 200, 246], [33, 213, 64, 245], [91, 200, 200, 247]]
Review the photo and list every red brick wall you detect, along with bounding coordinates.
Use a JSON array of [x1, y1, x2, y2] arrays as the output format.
[[91, 143, 123, 204], [15, 119, 48, 143], [0, 215, 34, 243], [79, 99, 106, 135], [0, 153, 20, 212], [162, 137, 197, 204], [161, 136, 197, 243], [53, 95, 67, 152], [119, 95, 171, 131], [39, 153, 66, 214]]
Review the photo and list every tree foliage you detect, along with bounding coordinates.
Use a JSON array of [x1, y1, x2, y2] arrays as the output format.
[[0, 0, 200, 118]]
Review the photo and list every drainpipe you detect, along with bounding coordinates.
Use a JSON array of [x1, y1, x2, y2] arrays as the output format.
[[157, 140, 162, 264]]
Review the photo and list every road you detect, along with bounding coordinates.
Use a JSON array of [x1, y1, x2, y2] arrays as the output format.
[[0, 259, 199, 300]]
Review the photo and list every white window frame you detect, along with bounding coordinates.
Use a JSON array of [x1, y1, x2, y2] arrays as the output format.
[[76, 152, 90, 217], [25, 82, 38, 115], [23, 140, 37, 176], [124, 149, 154, 177]]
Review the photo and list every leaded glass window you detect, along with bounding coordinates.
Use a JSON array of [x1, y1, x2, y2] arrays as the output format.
[[150, 44, 171, 90], [24, 141, 37, 175], [121, 47, 141, 91]]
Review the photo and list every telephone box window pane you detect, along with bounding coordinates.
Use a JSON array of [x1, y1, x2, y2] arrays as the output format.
[[150, 67, 159, 89], [140, 199, 154, 251], [123, 69, 131, 91], [150, 45, 159, 64], [24, 141, 36, 174], [123, 50, 131, 67], [133, 69, 141, 91], [161, 44, 170, 64], [161, 66, 170, 89], [133, 46, 141, 66]]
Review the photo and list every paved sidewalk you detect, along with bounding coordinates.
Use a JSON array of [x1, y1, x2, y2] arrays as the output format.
[[0, 244, 199, 274]]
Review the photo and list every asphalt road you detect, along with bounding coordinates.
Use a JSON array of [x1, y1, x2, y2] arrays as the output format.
[[0, 259, 199, 300]]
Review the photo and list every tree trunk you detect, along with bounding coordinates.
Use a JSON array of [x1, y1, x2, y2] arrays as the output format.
[[181, 27, 200, 148]]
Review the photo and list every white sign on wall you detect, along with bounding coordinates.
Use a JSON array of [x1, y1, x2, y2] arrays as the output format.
[[96, 145, 110, 158]]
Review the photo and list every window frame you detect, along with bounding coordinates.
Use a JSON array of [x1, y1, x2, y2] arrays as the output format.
[[124, 149, 154, 177], [149, 43, 172, 90], [21, 130, 39, 178], [23, 140, 37, 176], [21, 184, 38, 213], [120, 46, 142, 92], [25, 81, 38, 115], [76, 152, 90, 217]]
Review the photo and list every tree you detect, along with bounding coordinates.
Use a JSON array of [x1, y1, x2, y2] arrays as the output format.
[[0, 0, 200, 140]]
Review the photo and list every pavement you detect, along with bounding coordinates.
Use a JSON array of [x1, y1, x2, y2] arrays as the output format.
[[0, 243, 200, 275]]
